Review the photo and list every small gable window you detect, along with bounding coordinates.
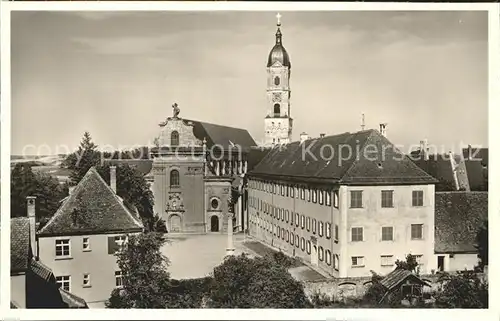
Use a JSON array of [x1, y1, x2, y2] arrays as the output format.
[[82, 237, 90, 251], [83, 273, 91, 287], [55, 239, 71, 258], [171, 131, 179, 146], [115, 271, 124, 288], [56, 275, 71, 292], [108, 235, 126, 255], [170, 169, 180, 187], [412, 190, 424, 207]]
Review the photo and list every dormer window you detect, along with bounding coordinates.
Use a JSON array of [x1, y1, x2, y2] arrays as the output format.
[[171, 131, 179, 146]]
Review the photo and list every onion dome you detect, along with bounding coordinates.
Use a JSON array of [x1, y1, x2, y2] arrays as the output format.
[[267, 15, 291, 68]]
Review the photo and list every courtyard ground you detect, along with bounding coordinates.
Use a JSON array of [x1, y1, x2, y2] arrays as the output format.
[[162, 233, 257, 279], [162, 233, 327, 282]]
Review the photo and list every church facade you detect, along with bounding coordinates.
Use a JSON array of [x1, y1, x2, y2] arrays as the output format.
[[150, 105, 257, 234]]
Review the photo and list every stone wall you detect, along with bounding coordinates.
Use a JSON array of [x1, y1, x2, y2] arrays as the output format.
[[302, 272, 486, 300]]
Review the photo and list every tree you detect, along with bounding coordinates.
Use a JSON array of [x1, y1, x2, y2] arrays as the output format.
[[68, 132, 101, 184], [208, 254, 311, 308], [435, 271, 488, 308], [475, 219, 488, 270], [11, 163, 67, 225], [363, 271, 386, 304], [106, 232, 171, 308], [62, 132, 165, 232], [395, 254, 419, 274]]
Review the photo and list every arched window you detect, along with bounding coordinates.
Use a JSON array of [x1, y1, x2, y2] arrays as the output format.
[[274, 103, 281, 115], [171, 131, 179, 146], [274, 76, 280, 86], [170, 169, 180, 187]]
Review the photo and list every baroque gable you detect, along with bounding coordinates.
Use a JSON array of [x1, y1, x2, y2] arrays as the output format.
[[157, 118, 203, 147]]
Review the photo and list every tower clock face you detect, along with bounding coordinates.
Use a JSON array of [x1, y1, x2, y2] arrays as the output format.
[[272, 92, 282, 102]]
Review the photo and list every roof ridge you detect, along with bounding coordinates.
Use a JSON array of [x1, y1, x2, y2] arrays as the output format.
[[38, 167, 97, 235], [89, 167, 144, 229], [39, 167, 142, 235], [185, 119, 249, 132]]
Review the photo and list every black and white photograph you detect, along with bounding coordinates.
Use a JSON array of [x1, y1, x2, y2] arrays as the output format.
[[0, 2, 497, 317]]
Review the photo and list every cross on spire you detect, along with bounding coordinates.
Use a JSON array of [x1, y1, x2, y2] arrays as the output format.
[[276, 13, 282, 26]]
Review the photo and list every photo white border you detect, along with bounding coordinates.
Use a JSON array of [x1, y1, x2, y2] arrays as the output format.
[[1, 1, 498, 320]]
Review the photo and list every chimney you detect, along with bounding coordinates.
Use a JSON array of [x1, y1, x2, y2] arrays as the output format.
[[320, 133, 326, 138], [420, 139, 429, 161], [423, 139, 429, 160], [110, 165, 117, 193], [300, 132, 309, 143], [468, 144, 472, 160], [379, 123, 387, 137], [27, 196, 37, 259]]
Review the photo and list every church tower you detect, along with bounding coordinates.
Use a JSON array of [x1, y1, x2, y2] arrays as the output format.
[[264, 13, 293, 147]]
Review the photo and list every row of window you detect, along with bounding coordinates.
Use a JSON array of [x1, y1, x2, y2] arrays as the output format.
[[351, 255, 423, 268], [55, 235, 126, 258], [249, 181, 338, 207], [350, 224, 424, 242], [249, 209, 424, 243], [249, 220, 340, 270], [350, 190, 424, 208], [249, 209, 338, 241], [249, 180, 425, 209], [56, 271, 123, 292]]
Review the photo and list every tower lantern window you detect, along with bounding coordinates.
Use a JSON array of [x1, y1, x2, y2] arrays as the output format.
[[274, 104, 281, 115], [274, 76, 280, 86]]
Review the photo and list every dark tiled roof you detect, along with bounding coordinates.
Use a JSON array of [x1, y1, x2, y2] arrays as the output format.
[[380, 269, 428, 291], [186, 119, 257, 151], [462, 147, 488, 167], [38, 167, 143, 237], [435, 191, 488, 253], [104, 159, 153, 176], [464, 160, 488, 191], [30, 259, 54, 281], [249, 130, 436, 185], [11, 217, 31, 273], [59, 288, 88, 308], [412, 155, 456, 191], [247, 147, 272, 172]]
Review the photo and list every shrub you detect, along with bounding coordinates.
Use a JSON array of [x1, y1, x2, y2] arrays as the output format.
[[435, 271, 488, 308], [208, 253, 311, 308]]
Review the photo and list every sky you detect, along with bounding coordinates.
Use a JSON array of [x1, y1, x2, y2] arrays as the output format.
[[11, 10, 488, 155]]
